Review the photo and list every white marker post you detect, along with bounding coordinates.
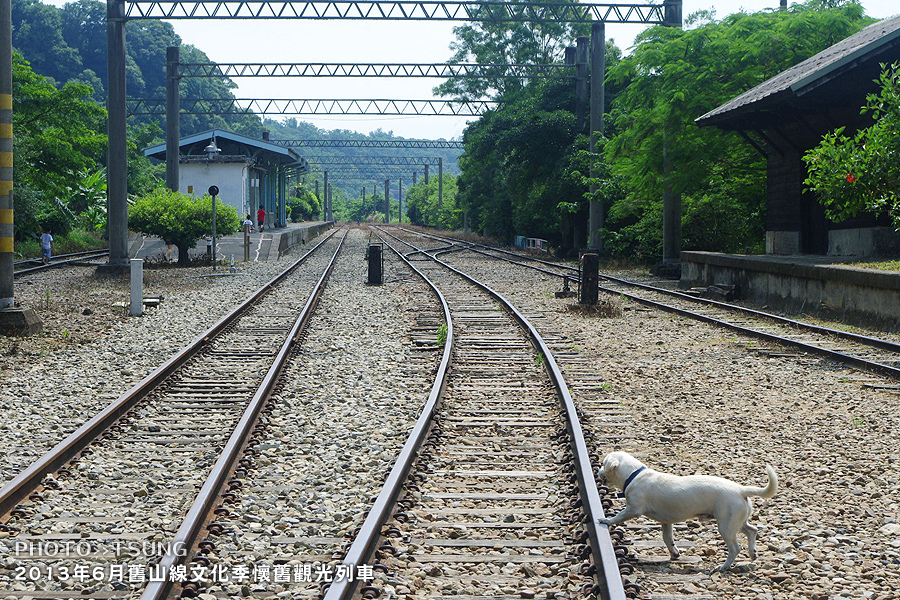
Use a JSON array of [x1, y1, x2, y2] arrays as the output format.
[[130, 258, 143, 316]]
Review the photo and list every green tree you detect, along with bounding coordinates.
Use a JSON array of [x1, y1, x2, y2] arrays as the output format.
[[405, 174, 460, 229], [12, 51, 106, 238], [602, 0, 870, 257], [288, 183, 322, 221], [803, 62, 900, 227], [434, 0, 589, 100], [129, 188, 240, 265]]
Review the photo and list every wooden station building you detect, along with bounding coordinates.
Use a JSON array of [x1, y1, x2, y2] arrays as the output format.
[[696, 14, 900, 257]]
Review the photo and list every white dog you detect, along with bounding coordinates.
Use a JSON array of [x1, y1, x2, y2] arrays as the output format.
[[597, 451, 777, 572]]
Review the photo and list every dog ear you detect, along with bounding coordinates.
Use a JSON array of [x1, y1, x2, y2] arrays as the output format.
[[604, 455, 619, 474]]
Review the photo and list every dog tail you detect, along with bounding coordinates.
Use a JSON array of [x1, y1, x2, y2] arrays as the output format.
[[741, 465, 778, 499]]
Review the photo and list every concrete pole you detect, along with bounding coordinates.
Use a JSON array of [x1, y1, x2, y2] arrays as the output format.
[[165, 46, 180, 192], [413, 171, 417, 186], [575, 36, 589, 133], [384, 179, 389, 223], [662, 0, 683, 263], [398, 177, 402, 223], [438, 158, 443, 207], [323, 171, 328, 221], [424, 165, 429, 185], [129, 259, 143, 316], [588, 22, 605, 251], [106, 0, 128, 268], [361, 187, 365, 217], [0, 0, 13, 308]]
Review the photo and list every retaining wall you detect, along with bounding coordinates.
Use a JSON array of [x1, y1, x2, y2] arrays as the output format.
[[681, 251, 900, 332]]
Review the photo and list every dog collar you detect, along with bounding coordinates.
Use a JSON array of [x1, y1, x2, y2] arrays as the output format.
[[621, 466, 646, 494]]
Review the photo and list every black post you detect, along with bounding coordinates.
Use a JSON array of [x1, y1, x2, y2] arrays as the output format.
[[166, 46, 180, 192], [580, 253, 599, 305], [367, 244, 383, 285]]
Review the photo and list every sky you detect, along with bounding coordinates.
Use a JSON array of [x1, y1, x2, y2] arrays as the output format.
[[53, 1, 900, 141]]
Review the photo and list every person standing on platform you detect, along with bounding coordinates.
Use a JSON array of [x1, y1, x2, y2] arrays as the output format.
[[40, 229, 53, 264], [257, 206, 266, 232]]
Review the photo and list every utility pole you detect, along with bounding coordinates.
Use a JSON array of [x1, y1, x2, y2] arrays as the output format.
[[0, 0, 41, 334], [384, 179, 389, 223], [661, 0, 684, 266], [105, 0, 128, 270], [588, 22, 605, 250], [165, 46, 180, 192]]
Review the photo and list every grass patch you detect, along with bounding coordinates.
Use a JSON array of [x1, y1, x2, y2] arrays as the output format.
[[565, 296, 623, 318], [842, 259, 900, 271], [15, 228, 106, 260]]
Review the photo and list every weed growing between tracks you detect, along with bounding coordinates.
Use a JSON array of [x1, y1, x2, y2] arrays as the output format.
[[564, 296, 623, 318]]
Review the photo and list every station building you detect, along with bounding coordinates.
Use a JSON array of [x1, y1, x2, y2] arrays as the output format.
[[144, 129, 308, 229]]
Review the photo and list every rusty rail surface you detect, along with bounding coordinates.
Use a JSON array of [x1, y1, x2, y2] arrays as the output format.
[[321, 233, 454, 600]]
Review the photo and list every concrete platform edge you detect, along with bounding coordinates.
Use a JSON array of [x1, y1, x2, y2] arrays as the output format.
[[680, 251, 900, 331]]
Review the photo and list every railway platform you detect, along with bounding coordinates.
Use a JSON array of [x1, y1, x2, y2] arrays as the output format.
[[128, 220, 333, 263], [681, 250, 900, 331]]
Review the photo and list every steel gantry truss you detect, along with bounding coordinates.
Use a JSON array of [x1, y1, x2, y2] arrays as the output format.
[[125, 1, 671, 24], [271, 139, 463, 149], [177, 62, 573, 79], [131, 98, 494, 116], [302, 155, 442, 166]]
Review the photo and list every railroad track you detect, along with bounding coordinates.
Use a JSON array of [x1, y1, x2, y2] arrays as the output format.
[[14, 250, 110, 277], [0, 230, 344, 599], [135, 226, 628, 600], [299, 228, 629, 600], [393, 226, 900, 384], [379, 226, 900, 600]]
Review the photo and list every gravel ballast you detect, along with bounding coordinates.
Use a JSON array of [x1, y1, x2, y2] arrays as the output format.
[[2, 229, 899, 600]]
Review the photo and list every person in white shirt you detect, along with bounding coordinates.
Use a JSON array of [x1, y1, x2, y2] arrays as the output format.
[[40, 229, 53, 264]]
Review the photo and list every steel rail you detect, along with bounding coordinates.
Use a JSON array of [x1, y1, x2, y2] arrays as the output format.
[[399, 227, 900, 381], [376, 226, 627, 600], [141, 228, 349, 600], [0, 229, 337, 520], [322, 233, 454, 600], [13, 248, 109, 268], [13, 249, 110, 277]]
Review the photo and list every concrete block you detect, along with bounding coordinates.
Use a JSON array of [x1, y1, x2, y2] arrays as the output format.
[[0, 307, 43, 337]]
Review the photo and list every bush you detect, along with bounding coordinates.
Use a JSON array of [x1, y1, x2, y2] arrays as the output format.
[[129, 188, 240, 265]]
